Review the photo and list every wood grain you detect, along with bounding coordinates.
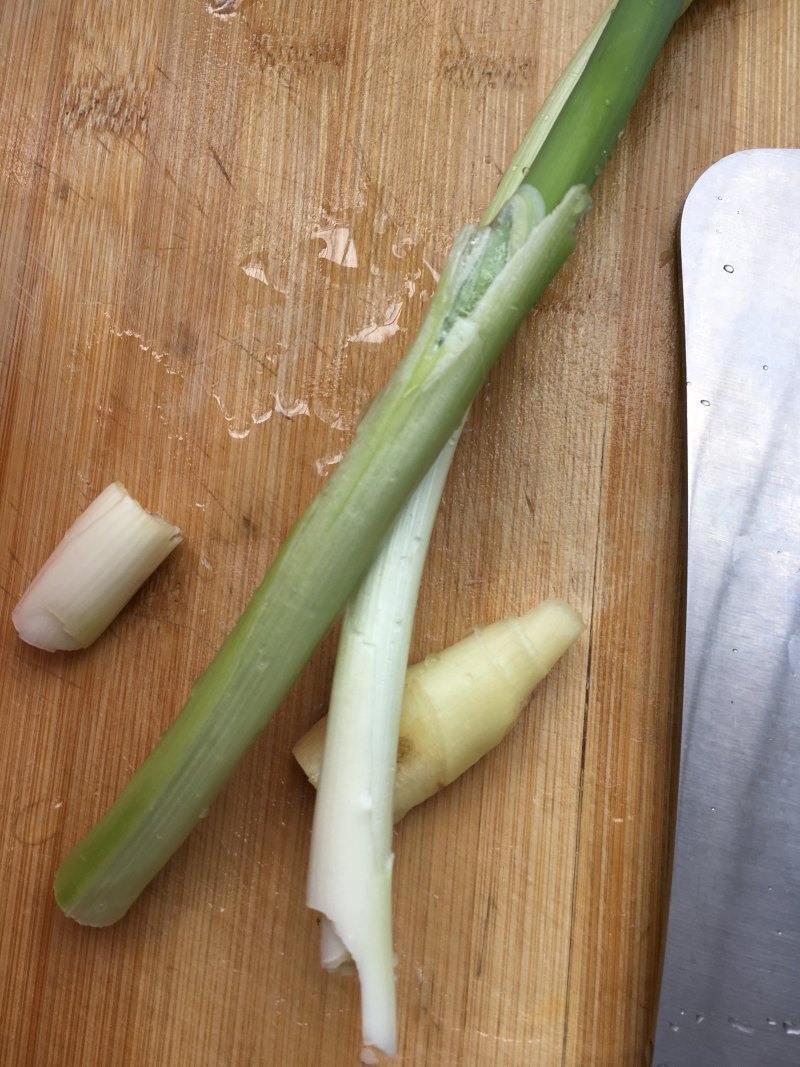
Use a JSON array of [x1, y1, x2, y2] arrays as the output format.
[[1, 1, 796, 1064]]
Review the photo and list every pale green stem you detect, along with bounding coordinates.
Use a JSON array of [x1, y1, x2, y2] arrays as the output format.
[[306, 423, 463, 1056]]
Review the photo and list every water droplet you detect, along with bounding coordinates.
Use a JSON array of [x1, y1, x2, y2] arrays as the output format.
[[13, 797, 65, 846], [391, 233, 415, 260], [669, 1022, 680, 1032], [346, 300, 404, 344], [784, 1021, 800, 1036], [239, 254, 289, 295], [728, 1017, 755, 1035], [310, 222, 358, 268], [767, 1017, 778, 1027], [422, 255, 441, 284], [273, 394, 310, 419], [723, 264, 734, 274], [228, 426, 251, 440], [314, 452, 344, 477], [696, 1013, 705, 1024], [700, 399, 711, 407], [762, 364, 769, 371], [206, 0, 252, 18], [241, 258, 269, 286]]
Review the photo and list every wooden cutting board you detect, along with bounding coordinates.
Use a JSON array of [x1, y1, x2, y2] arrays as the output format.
[[1, 2, 796, 1064]]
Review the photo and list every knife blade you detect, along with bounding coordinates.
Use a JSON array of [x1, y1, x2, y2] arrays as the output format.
[[650, 149, 800, 1066]]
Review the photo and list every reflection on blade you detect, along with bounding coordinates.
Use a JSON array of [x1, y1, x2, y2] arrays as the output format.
[[651, 150, 800, 1067]]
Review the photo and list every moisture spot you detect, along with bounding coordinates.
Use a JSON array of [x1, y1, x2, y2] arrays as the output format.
[[13, 797, 64, 846], [728, 1018, 755, 1035], [311, 222, 358, 268], [700, 399, 711, 407]]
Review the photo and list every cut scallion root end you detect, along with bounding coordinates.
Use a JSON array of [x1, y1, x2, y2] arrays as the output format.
[[12, 482, 182, 652]]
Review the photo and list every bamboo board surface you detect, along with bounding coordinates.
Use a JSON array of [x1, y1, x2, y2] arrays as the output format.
[[1, 2, 797, 1064]]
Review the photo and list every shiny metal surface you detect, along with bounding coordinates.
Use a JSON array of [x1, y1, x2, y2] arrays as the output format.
[[651, 149, 800, 1066]]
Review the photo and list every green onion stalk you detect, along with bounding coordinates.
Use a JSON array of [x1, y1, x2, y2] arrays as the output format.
[[55, 0, 696, 930]]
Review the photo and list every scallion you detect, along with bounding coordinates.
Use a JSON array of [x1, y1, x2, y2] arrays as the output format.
[[55, 0, 694, 931]]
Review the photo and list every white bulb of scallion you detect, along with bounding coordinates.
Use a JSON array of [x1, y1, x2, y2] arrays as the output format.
[[12, 482, 182, 652]]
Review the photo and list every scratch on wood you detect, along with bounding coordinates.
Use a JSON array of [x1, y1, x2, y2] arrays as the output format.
[[441, 34, 535, 89], [155, 63, 176, 86], [249, 32, 345, 77], [206, 488, 242, 528], [474, 893, 497, 978], [62, 80, 148, 135], [208, 143, 234, 187], [558, 399, 609, 1062]]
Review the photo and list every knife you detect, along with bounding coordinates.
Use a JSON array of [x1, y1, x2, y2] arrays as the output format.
[[650, 149, 800, 1066]]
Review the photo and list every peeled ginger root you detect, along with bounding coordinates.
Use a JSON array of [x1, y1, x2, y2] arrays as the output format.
[[293, 596, 584, 820]]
